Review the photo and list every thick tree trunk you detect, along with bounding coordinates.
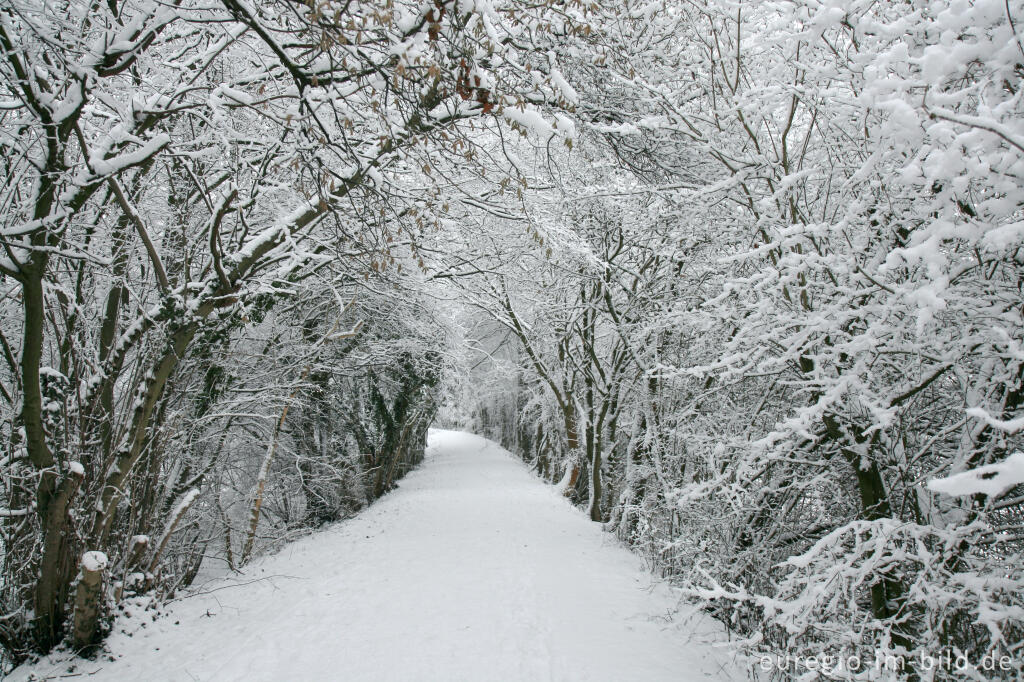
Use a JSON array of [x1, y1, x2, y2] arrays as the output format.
[[20, 263, 85, 650], [561, 403, 583, 502], [822, 414, 913, 655], [20, 270, 50, 472], [33, 467, 84, 650]]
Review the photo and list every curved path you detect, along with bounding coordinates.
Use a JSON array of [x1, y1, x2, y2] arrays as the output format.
[[20, 430, 737, 681]]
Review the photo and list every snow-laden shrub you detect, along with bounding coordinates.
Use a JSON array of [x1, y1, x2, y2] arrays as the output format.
[[686, 517, 1022, 680]]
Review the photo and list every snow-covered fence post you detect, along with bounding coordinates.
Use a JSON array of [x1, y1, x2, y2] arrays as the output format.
[[114, 535, 150, 601], [72, 552, 108, 652], [125, 535, 150, 574]]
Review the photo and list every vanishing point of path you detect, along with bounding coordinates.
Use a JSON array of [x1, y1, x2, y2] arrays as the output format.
[[20, 430, 738, 682]]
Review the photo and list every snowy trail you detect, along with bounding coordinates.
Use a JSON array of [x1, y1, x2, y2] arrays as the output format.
[[21, 430, 737, 682]]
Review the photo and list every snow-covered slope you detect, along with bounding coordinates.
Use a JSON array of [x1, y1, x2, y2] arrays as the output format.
[[17, 430, 738, 681]]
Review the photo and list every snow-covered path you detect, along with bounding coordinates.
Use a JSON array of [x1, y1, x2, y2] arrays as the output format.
[[21, 430, 737, 682]]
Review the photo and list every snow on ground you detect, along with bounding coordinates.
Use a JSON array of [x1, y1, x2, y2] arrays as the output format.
[[16, 430, 739, 682]]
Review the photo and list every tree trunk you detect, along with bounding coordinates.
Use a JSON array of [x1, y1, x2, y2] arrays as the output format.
[[33, 467, 84, 650], [588, 420, 603, 521], [822, 414, 913, 656]]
